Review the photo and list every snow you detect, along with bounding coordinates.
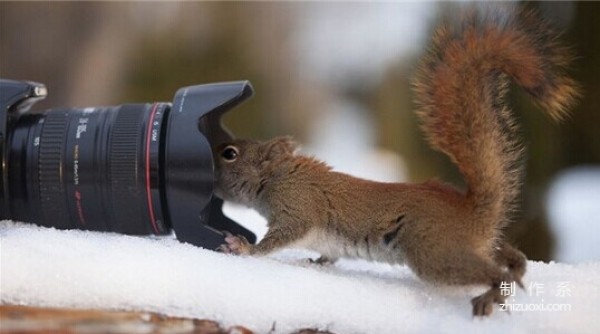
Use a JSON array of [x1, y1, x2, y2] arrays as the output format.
[[1, 219, 599, 333]]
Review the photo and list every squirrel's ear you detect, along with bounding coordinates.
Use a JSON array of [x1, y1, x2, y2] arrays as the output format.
[[263, 136, 298, 160]]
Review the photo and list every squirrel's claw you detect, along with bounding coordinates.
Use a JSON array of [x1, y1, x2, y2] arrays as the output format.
[[217, 243, 232, 254], [220, 232, 252, 255]]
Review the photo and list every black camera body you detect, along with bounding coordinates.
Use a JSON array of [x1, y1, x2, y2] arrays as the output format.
[[0, 79, 256, 249]]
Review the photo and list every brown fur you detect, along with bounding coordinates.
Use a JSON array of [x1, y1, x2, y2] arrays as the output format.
[[215, 8, 579, 316]]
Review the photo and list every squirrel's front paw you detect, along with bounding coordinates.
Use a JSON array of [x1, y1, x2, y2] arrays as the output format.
[[219, 231, 252, 255]]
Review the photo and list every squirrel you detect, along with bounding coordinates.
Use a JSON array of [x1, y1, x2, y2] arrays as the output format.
[[215, 7, 579, 316]]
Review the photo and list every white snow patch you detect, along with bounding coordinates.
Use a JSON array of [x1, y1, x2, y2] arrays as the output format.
[[1, 220, 599, 333]]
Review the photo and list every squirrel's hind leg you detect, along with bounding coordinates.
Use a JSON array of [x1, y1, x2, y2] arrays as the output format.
[[455, 254, 514, 316], [407, 250, 514, 316]]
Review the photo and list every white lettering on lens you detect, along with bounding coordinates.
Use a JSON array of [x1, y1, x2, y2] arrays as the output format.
[[76, 117, 89, 139]]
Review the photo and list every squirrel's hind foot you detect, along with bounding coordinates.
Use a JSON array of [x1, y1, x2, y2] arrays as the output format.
[[471, 286, 506, 316]]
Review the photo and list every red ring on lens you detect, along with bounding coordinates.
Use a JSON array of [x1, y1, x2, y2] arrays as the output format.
[[145, 103, 160, 234]]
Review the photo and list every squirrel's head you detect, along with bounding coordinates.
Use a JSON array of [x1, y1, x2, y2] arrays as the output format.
[[213, 136, 298, 205]]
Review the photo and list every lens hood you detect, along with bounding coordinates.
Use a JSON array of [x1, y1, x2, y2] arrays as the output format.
[[166, 81, 256, 248]]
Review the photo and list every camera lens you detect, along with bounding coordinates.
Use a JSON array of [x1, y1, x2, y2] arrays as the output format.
[[2, 79, 258, 249], [6, 104, 170, 235]]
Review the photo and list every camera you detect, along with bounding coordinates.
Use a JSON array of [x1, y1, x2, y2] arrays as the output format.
[[0, 79, 256, 249]]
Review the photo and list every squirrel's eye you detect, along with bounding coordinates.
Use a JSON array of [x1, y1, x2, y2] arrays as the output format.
[[221, 145, 239, 162]]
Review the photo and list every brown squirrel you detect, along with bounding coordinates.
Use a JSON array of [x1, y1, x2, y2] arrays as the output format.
[[215, 8, 579, 316]]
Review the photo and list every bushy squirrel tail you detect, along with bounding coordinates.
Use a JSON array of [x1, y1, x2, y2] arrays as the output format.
[[412, 8, 579, 229]]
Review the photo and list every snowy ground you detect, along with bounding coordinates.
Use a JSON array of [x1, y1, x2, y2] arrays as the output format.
[[1, 219, 599, 334]]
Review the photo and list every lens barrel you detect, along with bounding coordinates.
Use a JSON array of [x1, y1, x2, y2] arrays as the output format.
[[1, 79, 257, 249], [8, 104, 170, 235]]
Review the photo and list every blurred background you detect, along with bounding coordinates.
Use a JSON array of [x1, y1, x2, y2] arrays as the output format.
[[1, 1, 599, 263]]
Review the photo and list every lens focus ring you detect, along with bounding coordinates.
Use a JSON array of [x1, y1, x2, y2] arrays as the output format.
[[110, 106, 145, 234], [38, 112, 70, 228]]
